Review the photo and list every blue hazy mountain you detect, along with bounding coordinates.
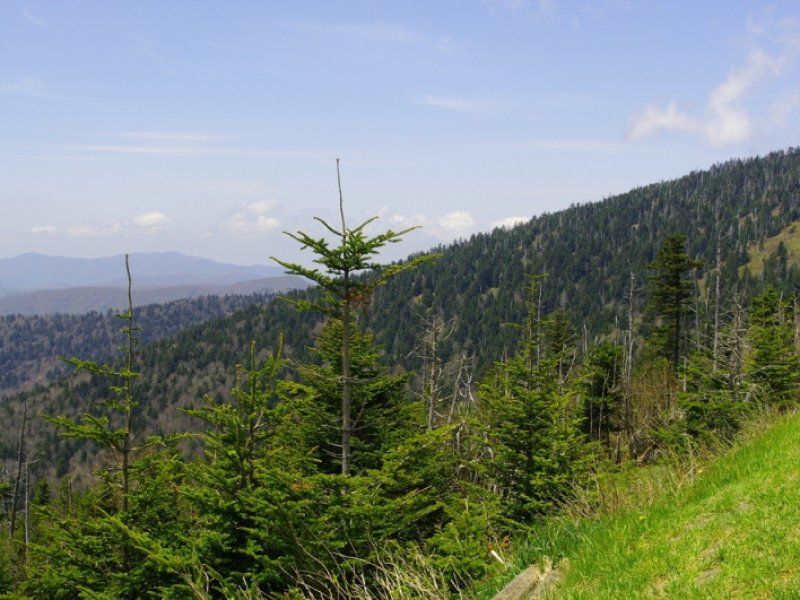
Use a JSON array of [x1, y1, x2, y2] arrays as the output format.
[[0, 251, 287, 293]]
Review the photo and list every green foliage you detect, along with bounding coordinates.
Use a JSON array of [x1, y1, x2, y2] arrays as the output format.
[[480, 288, 591, 523], [677, 352, 748, 445], [300, 320, 414, 474], [648, 233, 703, 369], [746, 288, 800, 406], [582, 342, 623, 444]]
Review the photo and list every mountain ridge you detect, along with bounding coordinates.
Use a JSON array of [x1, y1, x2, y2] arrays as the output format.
[[0, 251, 286, 292], [0, 275, 308, 316]]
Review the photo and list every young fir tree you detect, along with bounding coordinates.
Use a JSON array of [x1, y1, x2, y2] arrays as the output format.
[[648, 234, 703, 370], [272, 159, 432, 475], [746, 288, 800, 406], [168, 339, 328, 595], [29, 255, 188, 598], [481, 276, 588, 522], [48, 253, 140, 516]]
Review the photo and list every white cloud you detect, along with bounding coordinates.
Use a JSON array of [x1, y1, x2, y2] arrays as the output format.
[[132, 211, 170, 230], [374, 208, 476, 240], [491, 216, 528, 229], [29, 213, 170, 237], [221, 200, 280, 234], [629, 41, 788, 147], [437, 211, 475, 233], [628, 102, 698, 140], [30, 225, 57, 235], [106, 131, 232, 142], [0, 78, 51, 98]]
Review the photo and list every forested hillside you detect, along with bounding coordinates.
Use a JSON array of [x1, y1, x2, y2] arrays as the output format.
[[3, 149, 800, 482], [368, 148, 800, 369], [3, 149, 800, 597], [0, 292, 275, 395]]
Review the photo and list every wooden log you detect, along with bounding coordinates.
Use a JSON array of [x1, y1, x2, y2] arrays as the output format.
[[493, 559, 560, 600]]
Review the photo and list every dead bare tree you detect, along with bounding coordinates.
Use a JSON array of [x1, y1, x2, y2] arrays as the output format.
[[8, 395, 28, 539], [414, 311, 456, 430]]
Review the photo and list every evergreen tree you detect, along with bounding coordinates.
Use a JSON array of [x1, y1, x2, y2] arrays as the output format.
[[648, 234, 703, 370], [300, 320, 413, 474], [481, 278, 588, 522], [746, 288, 800, 406], [272, 159, 432, 475], [582, 341, 623, 445]]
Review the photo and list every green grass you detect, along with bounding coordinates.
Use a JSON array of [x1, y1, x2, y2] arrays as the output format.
[[742, 221, 800, 277], [477, 411, 800, 599]]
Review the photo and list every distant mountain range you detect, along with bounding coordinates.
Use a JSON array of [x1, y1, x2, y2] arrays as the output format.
[[0, 252, 307, 315], [0, 251, 286, 293]]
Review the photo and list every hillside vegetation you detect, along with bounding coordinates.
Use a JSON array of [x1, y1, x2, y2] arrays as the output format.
[[487, 410, 800, 599]]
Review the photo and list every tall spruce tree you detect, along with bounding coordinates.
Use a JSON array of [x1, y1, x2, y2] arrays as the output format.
[[648, 234, 703, 370]]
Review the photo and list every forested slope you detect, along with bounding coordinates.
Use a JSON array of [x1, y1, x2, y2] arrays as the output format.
[[4, 148, 800, 479], [0, 292, 276, 395]]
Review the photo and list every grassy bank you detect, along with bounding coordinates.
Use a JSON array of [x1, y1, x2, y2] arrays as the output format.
[[476, 410, 800, 599]]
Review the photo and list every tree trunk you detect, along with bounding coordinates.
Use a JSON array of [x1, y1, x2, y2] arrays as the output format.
[[341, 272, 352, 476], [9, 396, 28, 539]]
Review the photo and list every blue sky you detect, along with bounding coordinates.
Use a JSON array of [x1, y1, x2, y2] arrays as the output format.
[[2, 1, 799, 264]]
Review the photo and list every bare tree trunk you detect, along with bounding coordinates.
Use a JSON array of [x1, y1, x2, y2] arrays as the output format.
[[536, 282, 543, 369], [712, 198, 722, 371], [426, 318, 440, 430], [337, 160, 352, 477], [694, 275, 702, 355], [23, 459, 30, 564], [8, 396, 28, 539], [623, 273, 636, 458]]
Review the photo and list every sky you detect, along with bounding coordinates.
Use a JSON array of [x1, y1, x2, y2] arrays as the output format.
[[1, 0, 800, 265]]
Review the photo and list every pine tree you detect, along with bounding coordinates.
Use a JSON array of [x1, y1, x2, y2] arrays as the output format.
[[746, 288, 800, 406], [648, 234, 703, 370], [272, 159, 433, 475], [48, 254, 140, 517]]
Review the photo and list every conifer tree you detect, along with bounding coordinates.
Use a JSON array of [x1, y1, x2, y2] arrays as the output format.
[[272, 159, 432, 475], [648, 234, 703, 370], [481, 276, 587, 521], [746, 288, 800, 406], [582, 341, 623, 445], [48, 254, 140, 516]]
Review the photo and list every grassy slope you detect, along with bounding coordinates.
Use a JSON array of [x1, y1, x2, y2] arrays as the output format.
[[743, 220, 800, 276], [479, 411, 800, 599]]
